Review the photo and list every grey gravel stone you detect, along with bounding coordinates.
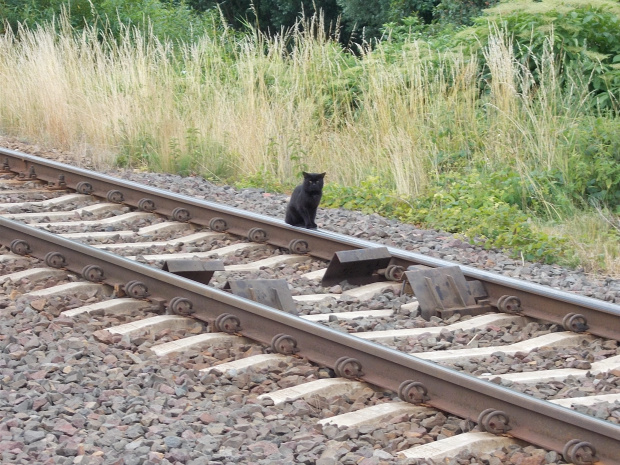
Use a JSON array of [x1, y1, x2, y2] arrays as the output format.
[[163, 436, 183, 448], [23, 429, 45, 444]]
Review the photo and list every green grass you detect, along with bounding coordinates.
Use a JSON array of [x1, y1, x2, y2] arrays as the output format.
[[0, 9, 618, 274]]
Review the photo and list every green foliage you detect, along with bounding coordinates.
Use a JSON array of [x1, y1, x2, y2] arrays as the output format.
[[570, 117, 620, 211], [0, 0, 500, 45], [255, 0, 341, 34], [184, 0, 342, 38], [98, 0, 203, 42], [336, 0, 392, 40], [1, 0, 95, 32], [115, 127, 162, 171], [322, 172, 575, 264], [255, 37, 363, 123], [381, 15, 428, 44], [463, 4, 620, 111], [337, 0, 434, 40], [397, 0, 437, 23], [116, 126, 233, 181], [183, 0, 455, 43], [322, 177, 415, 219], [234, 170, 292, 194], [0, 0, 211, 43], [168, 127, 233, 180], [435, 0, 499, 26]]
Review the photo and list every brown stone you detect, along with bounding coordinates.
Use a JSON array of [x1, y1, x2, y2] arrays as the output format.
[[9, 290, 21, 300], [159, 384, 175, 395], [248, 441, 279, 456], [54, 419, 78, 436], [103, 355, 118, 364], [30, 299, 47, 311], [32, 397, 49, 411], [199, 412, 216, 423], [92, 330, 113, 343], [28, 370, 48, 380], [516, 456, 545, 465], [0, 441, 23, 452]]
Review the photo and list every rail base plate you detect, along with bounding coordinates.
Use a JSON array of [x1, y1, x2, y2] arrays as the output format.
[[224, 279, 297, 314], [162, 259, 225, 285], [404, 265, 492, 320], [321, 247, 392, 286]]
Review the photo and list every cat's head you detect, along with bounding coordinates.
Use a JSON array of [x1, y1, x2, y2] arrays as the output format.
[[302, 171, 326, 192]]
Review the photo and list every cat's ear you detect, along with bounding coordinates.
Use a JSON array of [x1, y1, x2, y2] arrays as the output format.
[[302, 171, 309, 178], [319, 172, 326, 178]]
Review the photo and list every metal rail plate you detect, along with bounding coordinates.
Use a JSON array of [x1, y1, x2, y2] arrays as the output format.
[[321, 247, 392, 286], [224, 279, 297, 314], [403, 265, 492, 320], [162, 259, 224, 285]]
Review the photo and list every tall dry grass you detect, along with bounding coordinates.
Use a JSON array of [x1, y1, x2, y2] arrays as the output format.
[[0, 16, 591, 197], [541, 209, 620, 275]]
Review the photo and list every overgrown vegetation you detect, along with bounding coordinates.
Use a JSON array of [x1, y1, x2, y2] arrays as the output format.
[[0, 0, 215, 43], [0, 0, 618, 273], [0, 0, 501, 43]]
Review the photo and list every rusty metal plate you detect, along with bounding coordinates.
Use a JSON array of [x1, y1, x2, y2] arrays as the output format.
[[403, 265, 491, 320], [321, 247, 392, 286], [467, 279, 488, 300], [162, 259, 224, 285], [224, 279, 297, 314]]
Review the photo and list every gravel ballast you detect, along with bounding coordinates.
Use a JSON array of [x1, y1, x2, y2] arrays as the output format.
[[2, 138, 620, 464]]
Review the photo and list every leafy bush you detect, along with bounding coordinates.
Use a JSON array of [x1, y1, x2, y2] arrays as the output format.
[[185, 0, 436, 43], [570, 117, 620, 211], [411, 171, 573, 262], [435, 0, 499, 26], [461, 3, 620, 111], [322, 177, 415, 219], [0, 0, 211, 43], [185, 0, 342, 37], [322, 172, 574, 264]]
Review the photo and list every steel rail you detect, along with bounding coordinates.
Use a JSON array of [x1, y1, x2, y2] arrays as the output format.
[[1, 216, 619, 463], [1, 147, 619, 342], [0, 218, 620, 464]]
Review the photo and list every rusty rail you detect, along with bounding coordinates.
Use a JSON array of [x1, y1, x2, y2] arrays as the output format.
[[1, 216, 619, 463], [1, 147, 619, 342]]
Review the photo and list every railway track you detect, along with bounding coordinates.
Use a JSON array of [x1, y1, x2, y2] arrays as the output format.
[[1, 146, 620, 464]]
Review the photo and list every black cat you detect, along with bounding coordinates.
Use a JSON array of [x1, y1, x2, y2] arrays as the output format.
[[284, 172, 326, 229]]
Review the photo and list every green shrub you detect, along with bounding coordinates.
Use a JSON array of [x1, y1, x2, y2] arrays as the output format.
[[460, 3, 620, 111], [0, 0, 212, 43], [115, 126, 161, 171], [323, 172, 574, 264], [435, 0, 499, 26], [322, 177, 414, 219], [570, 117, 620, 211], [1, 0, 95, 32], [412, 171, 573, 262]]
